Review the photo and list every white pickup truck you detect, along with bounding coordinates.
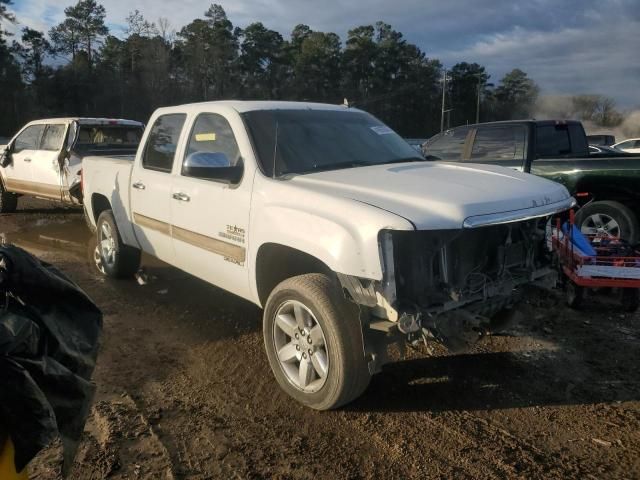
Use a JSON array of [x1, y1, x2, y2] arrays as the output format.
[[0, 117, 144, 212], [82, 101, 574, 409]]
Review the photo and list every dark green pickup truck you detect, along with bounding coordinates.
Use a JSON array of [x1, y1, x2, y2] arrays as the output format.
[[423, 120, 640, 243]]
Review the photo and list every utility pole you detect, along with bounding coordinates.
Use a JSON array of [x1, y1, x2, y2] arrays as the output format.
[[440, 69, 447, 132], [473, 72, 492, 124], [476, 79, 481, 124]]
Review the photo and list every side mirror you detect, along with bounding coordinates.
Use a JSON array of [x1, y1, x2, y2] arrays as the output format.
[[182, 151, 243, 184], [0, 144, 12, 168]]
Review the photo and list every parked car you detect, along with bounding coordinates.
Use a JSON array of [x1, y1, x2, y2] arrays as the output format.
[[423, 120, 640, 242], [588, 144, 626, 155], [612, 138, 640, 154], [0, 118, 144, 213], [82, 101, 573, 409], [586, 134, 615, 146]]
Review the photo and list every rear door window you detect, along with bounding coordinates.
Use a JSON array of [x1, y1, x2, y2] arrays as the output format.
[[40, 124, 67, 151], [142, 114, 187, 172], [13, 125, 45, 153], [422, 127, 470, 161], [536, 125, 572, 157], [470, 126, 526, 161]]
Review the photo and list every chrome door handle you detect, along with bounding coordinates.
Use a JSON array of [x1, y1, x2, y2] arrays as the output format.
[[132, 181, 146, 190], [24, 158, 31, 163], [172, 192, 190, 202]]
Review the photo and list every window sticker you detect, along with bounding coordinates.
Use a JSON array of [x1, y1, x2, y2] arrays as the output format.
[[370, 126, 394, 135], [195, 132, 216, 142]]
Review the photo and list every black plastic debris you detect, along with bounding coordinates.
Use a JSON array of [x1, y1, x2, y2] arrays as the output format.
[[0, 245, 102, 474]]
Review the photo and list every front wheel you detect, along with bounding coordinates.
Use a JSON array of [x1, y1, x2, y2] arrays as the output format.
[[0, 183, 17, 213], [263, 274, 371, 410], [575, 201, 639, 244], [96, 210, 141, 278]]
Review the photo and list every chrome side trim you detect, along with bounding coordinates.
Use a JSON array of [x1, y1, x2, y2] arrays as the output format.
[[172, 225, 246, 263], [133, 212, 171, 235], [463, 197, 576, 228], [132, 212, 246, 263]]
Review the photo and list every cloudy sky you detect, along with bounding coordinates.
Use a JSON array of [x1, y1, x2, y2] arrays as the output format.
[[7, 0, 640, 107]]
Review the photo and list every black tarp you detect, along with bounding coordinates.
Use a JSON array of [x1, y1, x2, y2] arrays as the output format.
[[0, 245, 102, 474]]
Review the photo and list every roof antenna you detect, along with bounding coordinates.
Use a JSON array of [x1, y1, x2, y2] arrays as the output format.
[[272, 120, 279, 178]]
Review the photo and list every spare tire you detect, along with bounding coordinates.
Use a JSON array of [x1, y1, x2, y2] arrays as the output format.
[[575, 200, 639, 244]]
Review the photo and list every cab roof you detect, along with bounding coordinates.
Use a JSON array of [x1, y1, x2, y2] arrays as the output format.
[[154, 100, 359, 115], [25, 117, 144, 127]]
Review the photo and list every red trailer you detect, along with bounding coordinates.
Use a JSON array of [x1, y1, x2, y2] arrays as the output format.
[[552, 211, 640, 311]]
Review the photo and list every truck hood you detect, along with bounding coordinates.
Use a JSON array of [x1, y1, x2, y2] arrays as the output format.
[[289, 162, 572, 229]]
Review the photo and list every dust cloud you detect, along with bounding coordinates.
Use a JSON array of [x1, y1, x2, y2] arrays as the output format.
[[534, 95, 640, 143]]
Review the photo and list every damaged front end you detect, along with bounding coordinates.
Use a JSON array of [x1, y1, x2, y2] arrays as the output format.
[[339, 216, 559, 369]]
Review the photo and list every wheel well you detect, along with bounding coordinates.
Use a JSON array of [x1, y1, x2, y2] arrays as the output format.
[[91, 194, 112, 222], [256, 243, 333, 307], [575, 182, 640, 212]]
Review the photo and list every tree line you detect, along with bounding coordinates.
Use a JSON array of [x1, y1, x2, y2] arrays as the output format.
[[0, 0, 553, 138]]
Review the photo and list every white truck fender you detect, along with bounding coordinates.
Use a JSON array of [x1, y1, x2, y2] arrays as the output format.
[[247, 179, 413, 304], [82, 157, 139, 248]]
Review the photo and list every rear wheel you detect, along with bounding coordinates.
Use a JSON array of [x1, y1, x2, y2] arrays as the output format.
[[575, 201, 639, 244], [96, 210, 141, 278], [263, 273, 371, 410], [0, 183, 17, 213]]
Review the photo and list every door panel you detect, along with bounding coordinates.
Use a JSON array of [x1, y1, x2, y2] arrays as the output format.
[[170, 112, 251, 299], [30, 124, 68, 199], [2, 125, 45, 194], [130, 113, 187, 263]]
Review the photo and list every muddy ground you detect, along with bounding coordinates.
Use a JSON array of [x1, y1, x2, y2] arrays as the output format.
[[1, 198, 639, 480]]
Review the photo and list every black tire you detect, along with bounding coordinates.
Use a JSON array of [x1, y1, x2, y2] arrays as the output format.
[[0, 182, 18, 213], [566, 281, 586, 309], [620, 289, 640, 313], [575, 201, 639, 244], [96, 210, 141, 278], [263, 273, 371, 410]]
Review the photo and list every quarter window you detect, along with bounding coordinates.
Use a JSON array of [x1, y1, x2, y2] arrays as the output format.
[[142, 114, 187, 172], [470, 126, 526, 161], [183, 113, 241, 171], [13, 125, 45, 153], [40, 124, 67, 151]]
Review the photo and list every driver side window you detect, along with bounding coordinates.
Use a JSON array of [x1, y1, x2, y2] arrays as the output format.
[[13, 125, 45, 153], [183, 113, 240, 174]]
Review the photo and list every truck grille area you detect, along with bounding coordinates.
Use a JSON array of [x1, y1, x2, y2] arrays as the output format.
[[389, 219, 549, 312]]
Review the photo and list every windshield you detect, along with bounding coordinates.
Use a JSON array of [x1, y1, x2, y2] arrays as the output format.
[[74, 125, 144, 151], [242, 109, 422, 177]]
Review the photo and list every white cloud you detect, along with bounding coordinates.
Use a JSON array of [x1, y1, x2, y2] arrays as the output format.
[[5, 0, 639, 107], [435, 18, 640, 107]]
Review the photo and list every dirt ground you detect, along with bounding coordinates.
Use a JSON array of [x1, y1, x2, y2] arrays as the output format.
[[2, 198, 639, 480]]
